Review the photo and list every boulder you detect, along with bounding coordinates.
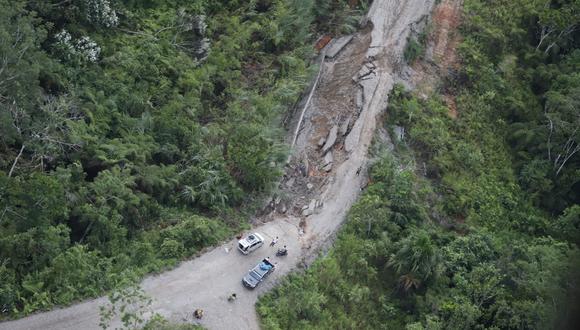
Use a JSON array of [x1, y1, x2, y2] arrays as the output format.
[[358, 66, 372, 79], [340, 115, 352, 136], [355, 89, 364, 109], [323, 151, 334, 166], [325, 35, 353, 59], [360, 72, 375, 80], [309, 199, 317, 210], [322, 125, 338, 153], [365, 61, 376, 70]]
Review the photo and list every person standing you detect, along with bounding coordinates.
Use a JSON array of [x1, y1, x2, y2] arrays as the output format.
[[270, 236, 279, 247]]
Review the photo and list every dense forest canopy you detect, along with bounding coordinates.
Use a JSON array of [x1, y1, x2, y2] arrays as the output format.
[[0, 0, 364, 318], [258, 0, 580, 329]]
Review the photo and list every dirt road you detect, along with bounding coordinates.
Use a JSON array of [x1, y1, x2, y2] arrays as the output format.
[[0, 1, 434, 329]]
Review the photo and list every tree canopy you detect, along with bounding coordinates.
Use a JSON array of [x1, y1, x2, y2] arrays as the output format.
[[0, 0, 367, 318], [258, 0, 580, 329]]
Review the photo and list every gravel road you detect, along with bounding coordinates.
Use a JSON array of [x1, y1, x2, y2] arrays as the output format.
[[0, 1, 434, 329]]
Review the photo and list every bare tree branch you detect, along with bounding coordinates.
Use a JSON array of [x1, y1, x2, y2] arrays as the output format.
[[536, 25, 554, 50], [8, 144, 25, 178], [556, 142, 580, 176], [546, 116, 553, 161]]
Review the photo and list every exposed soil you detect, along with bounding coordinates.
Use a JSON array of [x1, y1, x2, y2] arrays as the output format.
[[409, 0, 463, 118], [270, 31, 372, 219], [431, 0, 463, 71], [0, 1, 438, 329]]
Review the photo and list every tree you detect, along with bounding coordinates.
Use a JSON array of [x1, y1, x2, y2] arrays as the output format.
[[0, 172, 68, 232], [389, 230, 441, 290], [99, 285, 154, 330], [0, 0, 337, 319], [0, 0, 45, 109], [536, 0, 580, 54], [551, 205, 580, 245], [32, 245, 113, 306], [0, 0, 48, 171], [0, 260, 17, 314], [545, 85, 580, 176]]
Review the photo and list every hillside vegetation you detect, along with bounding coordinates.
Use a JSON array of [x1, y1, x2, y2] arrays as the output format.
[[258, 0, 580, 329], [0, 0, 365, 318]]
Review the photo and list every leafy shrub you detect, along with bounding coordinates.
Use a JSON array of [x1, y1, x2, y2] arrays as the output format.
[[258, 0, 580, 326], [28, 245, 114, 306], [404, 37, 424, 63], [159, 239, 185, 260]]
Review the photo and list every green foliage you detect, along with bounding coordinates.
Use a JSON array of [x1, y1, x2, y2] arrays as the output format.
[[258, 156, 432, 329], [30, 245, 115, 307], [143, 315, 203, 330], [99, 285, 152, 330], [0, 0, 356, 318], [258, 0, 580, 328], [313, 0, 369, 35], [99, 284, 204, 330], [159, 239, 185, 260], [551, 205, 580, 246], [160, 215, 227, 254], [0, 261, 17, 314], [389, 230, 441, 287], [0, 0, 46, 118], [259, 153, 580, 329], [404, 37, 425, 64], [0, 173, 68, 232]]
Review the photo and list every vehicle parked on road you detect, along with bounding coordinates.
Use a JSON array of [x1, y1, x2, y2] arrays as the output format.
[[242, 258, 275, 289], [237, 233, 264, 254]]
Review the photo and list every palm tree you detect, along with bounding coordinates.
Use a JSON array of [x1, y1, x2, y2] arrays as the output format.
[[388, 230, 440, 290]]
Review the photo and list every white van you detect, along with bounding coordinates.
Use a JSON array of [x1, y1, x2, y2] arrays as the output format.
[[238, 233, 264, 254]]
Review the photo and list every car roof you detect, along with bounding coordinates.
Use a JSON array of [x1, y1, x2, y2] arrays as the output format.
[[242, 233, 263, 244]]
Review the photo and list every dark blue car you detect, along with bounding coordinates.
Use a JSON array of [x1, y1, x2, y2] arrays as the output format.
[[242, 258, 275, 289]]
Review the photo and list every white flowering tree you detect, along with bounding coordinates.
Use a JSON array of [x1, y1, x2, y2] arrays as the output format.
[[78, 0, 119, 28], [54, 30, 101, 63], [171, 11, 210, 63]]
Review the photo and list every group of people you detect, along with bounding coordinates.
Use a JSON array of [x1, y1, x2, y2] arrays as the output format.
[[270, 236, 288, 255]]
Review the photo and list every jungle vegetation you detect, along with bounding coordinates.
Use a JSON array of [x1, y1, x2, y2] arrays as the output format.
[[258, 0, 580, 329], [0, 0, 365, 318]]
